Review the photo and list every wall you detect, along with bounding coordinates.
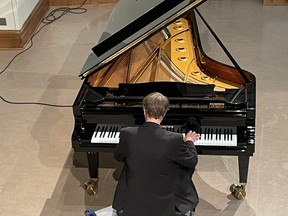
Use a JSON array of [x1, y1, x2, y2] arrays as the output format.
[[0, 0, 15, 30], [0, 0, 117, 49], [0, 0, 40, 30]]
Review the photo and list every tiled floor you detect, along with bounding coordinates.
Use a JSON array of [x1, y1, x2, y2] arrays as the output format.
[[0, 1, 288, 216]]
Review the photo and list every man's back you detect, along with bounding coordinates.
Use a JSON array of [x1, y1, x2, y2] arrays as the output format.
[[112, 122, 184, 216]]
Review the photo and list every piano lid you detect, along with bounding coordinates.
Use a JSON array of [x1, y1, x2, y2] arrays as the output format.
[[80, 0, 206, 78]]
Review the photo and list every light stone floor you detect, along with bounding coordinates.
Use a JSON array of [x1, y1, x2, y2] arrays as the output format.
[[0, 1, 288, 216]]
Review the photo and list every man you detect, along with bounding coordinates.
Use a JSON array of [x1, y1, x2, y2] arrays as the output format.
[[112, 92, 199, 216]]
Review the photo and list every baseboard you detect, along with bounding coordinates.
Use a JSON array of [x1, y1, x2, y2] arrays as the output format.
[[0, 0, 117, 49], [263, 0, 288, 5]]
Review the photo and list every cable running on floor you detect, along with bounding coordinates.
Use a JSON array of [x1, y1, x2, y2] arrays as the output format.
[[0, 0, 87, 107]]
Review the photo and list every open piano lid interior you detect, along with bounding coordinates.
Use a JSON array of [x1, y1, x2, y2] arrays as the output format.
[[80, 0, 207, 78], [78, 0, 255, 104]]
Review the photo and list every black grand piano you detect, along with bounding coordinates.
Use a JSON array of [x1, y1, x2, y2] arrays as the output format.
[[72, 0, 256, 199]]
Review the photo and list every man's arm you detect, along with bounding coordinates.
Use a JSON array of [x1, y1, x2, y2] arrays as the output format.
[[177, 130, 199, 168], [177, 140, 198, 169]]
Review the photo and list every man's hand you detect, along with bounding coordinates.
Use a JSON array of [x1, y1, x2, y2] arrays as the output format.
[[184, 130, 200, 143]]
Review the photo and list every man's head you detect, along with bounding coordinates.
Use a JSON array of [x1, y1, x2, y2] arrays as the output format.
[[143, 92, 169, 120]]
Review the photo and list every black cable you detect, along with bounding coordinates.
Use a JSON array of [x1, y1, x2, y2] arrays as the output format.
[[0, 95, 72, 107], [42, 1, 87, 25], [0, 0, 87, 107]]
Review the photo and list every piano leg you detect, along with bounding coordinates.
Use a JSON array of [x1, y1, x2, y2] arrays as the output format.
[[87, 152, 99, 178], [81, 152, 99, 195], [230, 155, 250, 199], [238, 155, 249, 184]]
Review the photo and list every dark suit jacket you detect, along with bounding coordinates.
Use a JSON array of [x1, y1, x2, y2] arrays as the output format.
[[112, 122, 198, 216], [175, 166, 199, 214]]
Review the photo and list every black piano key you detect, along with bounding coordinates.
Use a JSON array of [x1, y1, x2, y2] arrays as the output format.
[[112, 126, 118, 138], [109, 126, 115, 138], [95, 125, 100, 135], [99, 125, 104, 137], [210, 128, 213, 140], [112, 126, 117, 138], [113, 126, 119, 138], [102, 126, 108, 138]]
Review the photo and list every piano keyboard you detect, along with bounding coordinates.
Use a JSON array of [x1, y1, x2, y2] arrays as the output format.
[[91, 124, 237, 146]]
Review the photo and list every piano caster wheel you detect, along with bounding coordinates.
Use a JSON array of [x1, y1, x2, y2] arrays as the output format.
[[230, 183, 246, 200], [81, 178, 99, 195]]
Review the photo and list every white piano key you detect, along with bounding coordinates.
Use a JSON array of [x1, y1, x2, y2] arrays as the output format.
[[232, 134, 237, 146], [91, 131, 98, 143]]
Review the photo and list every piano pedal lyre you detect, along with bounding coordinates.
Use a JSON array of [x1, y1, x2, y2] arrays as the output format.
[[81, 178, 99, 195], [230, 183, 246, 200]]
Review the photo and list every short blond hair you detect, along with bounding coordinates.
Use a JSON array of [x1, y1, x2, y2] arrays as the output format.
[[143, 92, 169, 119]]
